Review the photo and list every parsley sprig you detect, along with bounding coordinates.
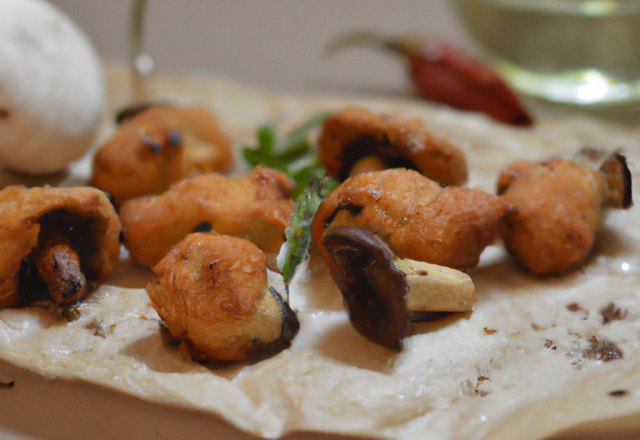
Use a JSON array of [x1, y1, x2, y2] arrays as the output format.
[[242, 111, 331, 197], [277, 170, 339, 294], [243, 112, 339, 297]]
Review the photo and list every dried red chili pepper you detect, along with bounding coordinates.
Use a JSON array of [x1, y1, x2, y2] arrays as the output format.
[[328, 32, 533, 126]]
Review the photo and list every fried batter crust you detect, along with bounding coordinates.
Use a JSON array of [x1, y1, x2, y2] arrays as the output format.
[[311, 168, 511, 270], [120, 166, 295, 267], [91, 106, 233, 206], [147, 233, 282, 361], [0, 186, 121, 309], [318, 107, 468, 185], [497, 159, 609, 275]]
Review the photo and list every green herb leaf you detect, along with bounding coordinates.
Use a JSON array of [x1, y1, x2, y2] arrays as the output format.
[[243, 111, 339, 297], [257, 124, 276, 156], [241, 111, 331, 193], [279, 111, 332, 151], [277, 169, 339, 288]]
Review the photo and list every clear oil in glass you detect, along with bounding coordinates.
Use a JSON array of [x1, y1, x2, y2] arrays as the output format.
[[454, 0, 640, 106]]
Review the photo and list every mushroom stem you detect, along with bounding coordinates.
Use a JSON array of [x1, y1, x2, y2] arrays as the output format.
[[322, 225, 475, 349], [30, 239, 88, 309], [349, 155, 388, 177], [395, 258, 475, 313]]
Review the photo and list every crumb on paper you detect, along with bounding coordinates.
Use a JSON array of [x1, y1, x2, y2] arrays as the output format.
[[567, 302, 589, 320], [567, 302, 584, 312], [84, 319, 115, 338], [609, 390, 629, 397], [600, 302, 627, 324]]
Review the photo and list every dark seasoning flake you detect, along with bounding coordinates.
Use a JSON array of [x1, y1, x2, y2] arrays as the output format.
[[83, 318, 115, 338], [582, 336, 624, 362], [461, 377, 491, 397], [528, 302, 627, 366]]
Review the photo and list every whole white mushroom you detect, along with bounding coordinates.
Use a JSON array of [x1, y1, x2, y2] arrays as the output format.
[[0, 0, 106, 175]]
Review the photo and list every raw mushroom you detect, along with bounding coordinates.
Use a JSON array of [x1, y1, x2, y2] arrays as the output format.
[[120, 166, 295, 267], [497, 148, 633, 275], [311, 168, 513, 271], [91, 106, 233, 206], [323, 226, 475, 349], [318, 107, 468, 185], [0, 186, 121, 311], [0, 0, 105, 175], [146, 233, 299, 361]]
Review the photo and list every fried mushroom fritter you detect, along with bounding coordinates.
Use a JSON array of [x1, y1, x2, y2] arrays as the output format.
[[120, 166, 295, 267], [318, 107, 468, 185], [0, 186, 121, 311], [311, 168, 512, 271], [497, 149, 633, 275], [91, 106, 233, 206], [147, 233, 299, 362]]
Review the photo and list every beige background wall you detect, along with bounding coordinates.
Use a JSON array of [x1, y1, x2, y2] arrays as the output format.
[[48, 0, 472, 96]]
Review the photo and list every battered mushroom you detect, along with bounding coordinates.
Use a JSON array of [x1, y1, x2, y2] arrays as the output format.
[[146, 233, 299, 361], [318, 107, 468, 185], [497, 148, 633, 276], [311, 168, 513, 271], [0, 186, 121, 311], [120, 166, 295, 267], [323, 226, 475, 349], [91, 106, 233, 206]]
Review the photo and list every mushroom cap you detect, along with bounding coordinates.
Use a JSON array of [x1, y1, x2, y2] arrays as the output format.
[[323, 226, 409, 350], [120, 166, 295, 267], [0, 185, 121, 308], [92, 106, 233, 206], [147, 233, 299, 361], [318, 107, 467, 185], [312, 168, 512, 271], [0, 0, 105, 174]]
